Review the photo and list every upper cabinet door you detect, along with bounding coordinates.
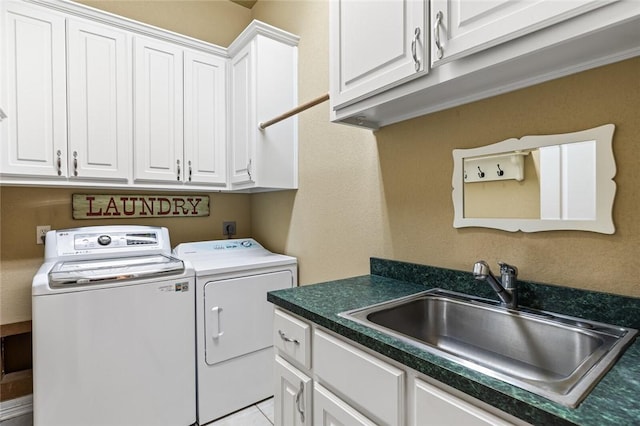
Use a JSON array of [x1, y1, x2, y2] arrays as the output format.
[[1, 2, 67, 178], [228, 42, 255, 186], [184, 49, 226, 186], [330, 0, 427, 109], [67, 18, 130, 181], [430, 0, 616, 66], [133, 35, 184, 183]]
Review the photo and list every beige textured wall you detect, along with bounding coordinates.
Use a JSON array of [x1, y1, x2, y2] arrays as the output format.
[[376, 58, 640, 297], [250, 0, 386, 285], [250, 1, 640, 298], [0, 188, 251, 323], [76, 0, 251, 46]]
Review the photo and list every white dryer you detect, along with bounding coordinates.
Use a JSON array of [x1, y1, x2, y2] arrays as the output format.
[[173, 239, 297, 424]]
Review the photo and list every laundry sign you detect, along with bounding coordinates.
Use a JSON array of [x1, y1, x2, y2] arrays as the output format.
[[72, 194, 209, 219]]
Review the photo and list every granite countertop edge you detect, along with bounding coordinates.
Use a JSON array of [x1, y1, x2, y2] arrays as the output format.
[[267, 258, 640, 426]]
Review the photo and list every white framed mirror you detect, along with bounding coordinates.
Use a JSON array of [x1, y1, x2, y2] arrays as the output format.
[[452, 124, 616, 233]]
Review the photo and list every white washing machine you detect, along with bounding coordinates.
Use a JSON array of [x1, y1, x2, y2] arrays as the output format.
[[32, 226, 196, 426], [173, 239, 296, 424]]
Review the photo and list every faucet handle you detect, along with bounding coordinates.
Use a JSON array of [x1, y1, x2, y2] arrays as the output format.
[[498, 261, 518, 276]]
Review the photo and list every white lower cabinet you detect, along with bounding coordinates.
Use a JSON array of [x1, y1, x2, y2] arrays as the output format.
[[314, 383, 377, 426], [414, 378, 514, 426], [275, 355, 312, 426], [313, 329, 404, 426], [273, 307, 527, 426]]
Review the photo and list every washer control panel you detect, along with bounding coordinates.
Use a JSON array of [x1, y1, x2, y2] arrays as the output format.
[[45, 226, 170, 260], [74, 232, 159, 250]]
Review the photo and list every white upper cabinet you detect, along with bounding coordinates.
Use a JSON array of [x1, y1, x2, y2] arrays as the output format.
[[330, 0, 427, 110], [430, 0, 614, 66], [228, 21, 299, 192], [67, 18, 131, 181], [1, 1, 297, 192], [184, 49, 227, 186], [330, 0, 640, 129], [229, 42, 254, 186], [1, 1, 67, 178], [134, 40, 227, 186], [133, 35, 184, 184]]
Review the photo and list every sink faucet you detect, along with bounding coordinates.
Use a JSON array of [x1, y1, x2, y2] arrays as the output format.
[[473, 261, 518, 309]]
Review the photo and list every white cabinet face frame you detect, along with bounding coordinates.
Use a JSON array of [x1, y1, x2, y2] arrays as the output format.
[[1, 2, 67, 178], [330, 0, 427, 109], [430, 0, 615, 66], [184, 49, 227, 186], [67, 18, 131, 181], [133, 35, 184, 183]]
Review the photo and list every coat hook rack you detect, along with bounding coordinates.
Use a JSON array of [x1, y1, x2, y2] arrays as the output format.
[[463, 151, 528, 183], [258, 93, 329, 130]]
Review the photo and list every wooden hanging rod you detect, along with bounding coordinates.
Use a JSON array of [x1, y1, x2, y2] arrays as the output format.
[[259, 93, 330, 130]]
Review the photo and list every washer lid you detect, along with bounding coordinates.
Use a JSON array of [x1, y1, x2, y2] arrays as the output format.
[[48, 254, 184, 288]]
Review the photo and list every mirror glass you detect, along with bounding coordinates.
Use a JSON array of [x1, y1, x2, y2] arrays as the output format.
[[452, 124, 616, 233]]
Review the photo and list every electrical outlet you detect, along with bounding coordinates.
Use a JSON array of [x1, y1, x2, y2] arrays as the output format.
[[36, 225, 51, 245], [222, 221, 236, 237]]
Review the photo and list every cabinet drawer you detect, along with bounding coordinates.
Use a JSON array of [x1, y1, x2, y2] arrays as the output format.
[[274, 308, 311, 369], [313, 329, 404, 426]]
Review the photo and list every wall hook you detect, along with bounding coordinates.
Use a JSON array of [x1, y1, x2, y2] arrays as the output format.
[[477, 166, 485, 178], [497, 164, 504, 176]]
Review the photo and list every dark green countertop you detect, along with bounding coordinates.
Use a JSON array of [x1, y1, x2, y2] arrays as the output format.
[[267, 258, 640, 426]]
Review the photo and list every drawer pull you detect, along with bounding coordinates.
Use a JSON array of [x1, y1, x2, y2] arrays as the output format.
[[278, 329, 300, 345]]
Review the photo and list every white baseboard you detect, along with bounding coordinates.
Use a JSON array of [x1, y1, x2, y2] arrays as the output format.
[[0, 395, 32, 421]]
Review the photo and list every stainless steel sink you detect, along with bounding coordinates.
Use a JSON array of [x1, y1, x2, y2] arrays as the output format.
[[339, 288, 638, 407]]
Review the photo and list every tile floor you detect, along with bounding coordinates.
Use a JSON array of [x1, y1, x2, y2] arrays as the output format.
[[207, 397, 274, 426]]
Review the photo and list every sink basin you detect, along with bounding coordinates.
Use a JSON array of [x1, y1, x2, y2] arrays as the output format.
[[340, 288, 637, 407]]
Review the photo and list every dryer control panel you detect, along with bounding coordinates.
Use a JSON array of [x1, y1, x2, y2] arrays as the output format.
[[173, 239, 263, 256]]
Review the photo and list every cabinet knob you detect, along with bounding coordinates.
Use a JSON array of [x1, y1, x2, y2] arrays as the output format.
[[176, 159, 181, 181], [434, 11, 444, 60], [188, 160, 192, 182]]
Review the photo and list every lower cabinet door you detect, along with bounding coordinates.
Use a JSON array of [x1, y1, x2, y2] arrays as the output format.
[[275, 355, 312, 426], [414, 378, 513, 426], [313, 383, 377, 426]]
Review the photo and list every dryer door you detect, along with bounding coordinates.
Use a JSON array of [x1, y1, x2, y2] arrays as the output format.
[[204, 269, 293, 365]]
